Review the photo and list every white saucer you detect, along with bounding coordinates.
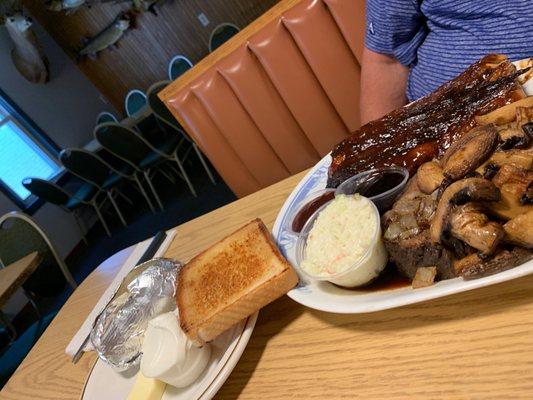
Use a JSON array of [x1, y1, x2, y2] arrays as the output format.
[[81, 312, 258, 400]]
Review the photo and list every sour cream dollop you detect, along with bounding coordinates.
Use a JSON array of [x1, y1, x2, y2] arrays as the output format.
[[140, 312, 210, 388]]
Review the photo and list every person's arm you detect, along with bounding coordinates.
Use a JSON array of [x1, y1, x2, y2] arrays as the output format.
[[360, 47, 409, 125], [361, 0, 427, 125]]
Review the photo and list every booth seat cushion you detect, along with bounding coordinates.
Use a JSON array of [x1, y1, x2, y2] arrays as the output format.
[[163, 0, 365, 197]]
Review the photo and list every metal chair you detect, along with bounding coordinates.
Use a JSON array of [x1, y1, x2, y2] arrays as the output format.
[[124, 88, 160, 146], [94, 122, 176, 211], [0, 211, 77, 341], [59, 149, 132, 227], [96, 111, 118, 125], [124, 89, 147, 117], [22, 176, 113, 237], [96, 148, 135, 175], [208, 23, 240, 52], [168, 55, 193, 81], [146, 81, 215, 186]]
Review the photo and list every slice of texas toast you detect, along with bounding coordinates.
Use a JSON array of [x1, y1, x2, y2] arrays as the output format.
[[177, 218, 298, 344]]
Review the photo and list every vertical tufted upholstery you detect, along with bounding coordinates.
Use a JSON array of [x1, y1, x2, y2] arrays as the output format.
[[162, 0, 365, 197]]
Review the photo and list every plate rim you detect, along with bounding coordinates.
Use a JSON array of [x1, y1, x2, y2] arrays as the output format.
[[272, 154, 533, 314], [80, 312, 258, 400], [197, 311, 258, 400]]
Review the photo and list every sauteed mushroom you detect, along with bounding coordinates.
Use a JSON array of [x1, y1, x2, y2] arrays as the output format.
[[516, 106, 533, 126], [453, 253, 482, 275], [441, 125, 498, 181], [485, 164, 533, 220], [450, 203, 504, 255], [497, 125, 530, 150], [430, 178, 500, 245], [503, 210, 533, 249], [416, 161, 445, 194], [461, 247, 533, 279], [523, 122, 533, 138], [517, 106, 533, 140], [451, 204, 504, 255], [477, 149, 533, 176], [474, 97, 533, 125], [522, 183, 533, 205]]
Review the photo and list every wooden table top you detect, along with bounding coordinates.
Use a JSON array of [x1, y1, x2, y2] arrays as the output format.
[[3, 172, 533, 399], [0, 252, 41, 308]]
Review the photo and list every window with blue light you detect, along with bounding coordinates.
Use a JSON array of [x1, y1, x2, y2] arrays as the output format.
[[0, 94, 61, 209]]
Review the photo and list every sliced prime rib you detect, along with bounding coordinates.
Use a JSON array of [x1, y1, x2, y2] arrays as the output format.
[[384, 231, 455, 280], [381, 178, 456, 280], [328, 54, 528, 188]]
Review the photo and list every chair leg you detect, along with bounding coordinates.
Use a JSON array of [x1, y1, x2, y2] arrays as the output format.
[[117, 189, 134, 205], [158, 167, 176, 184], [134, 175, 156, 213], [107, 191, 127, 227], [93, 201, 112, 236], [143, 170, 164, 211], [56, 258, 78, 289], [23, 290, 41, 316], [174, 155, 197, 197], [23, 288, 45, 345], [71, 210, 89, 245], [193, 143, 216, 184], [0, 310, 17, 345], [167, 164, 181, 178]]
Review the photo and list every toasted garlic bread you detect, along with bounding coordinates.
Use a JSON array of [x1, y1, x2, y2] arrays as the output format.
[[177, 218, 298, 345]]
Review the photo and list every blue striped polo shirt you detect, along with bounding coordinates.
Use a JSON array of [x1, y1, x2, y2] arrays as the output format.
[[365, 0, 533, 101]]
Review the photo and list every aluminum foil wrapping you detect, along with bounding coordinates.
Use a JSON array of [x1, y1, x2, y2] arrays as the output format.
[[90, 258, 182, 370]]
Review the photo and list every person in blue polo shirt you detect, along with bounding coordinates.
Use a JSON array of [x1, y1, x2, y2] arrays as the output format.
[[360, 0, 533, 125]]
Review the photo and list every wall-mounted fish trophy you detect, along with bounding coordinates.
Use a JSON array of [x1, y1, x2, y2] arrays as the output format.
[[77, 11, 134, 60], [46, 0, 91, 15], [103, 0, 171, 15], [4, 13, 50, 83], [140, 0, 170, 16]]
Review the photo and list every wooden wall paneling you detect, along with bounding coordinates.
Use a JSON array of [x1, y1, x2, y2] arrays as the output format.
[[23, 0, 280, 112], [159, 0, 304, 104]]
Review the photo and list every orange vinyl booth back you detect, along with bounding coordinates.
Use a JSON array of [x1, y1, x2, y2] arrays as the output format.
[[160, 0, 365, 198]]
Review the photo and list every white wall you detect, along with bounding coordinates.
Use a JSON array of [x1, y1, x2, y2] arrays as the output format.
[[0, 20, 116, 149], [0, 18, 115, 316]]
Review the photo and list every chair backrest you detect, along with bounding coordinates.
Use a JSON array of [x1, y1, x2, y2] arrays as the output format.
[[209, 23, 240, 52], [0, 212, 55, 271], [159, 0, 365, 198], [97, 148, 134, 176], [168, 55, 193, 81], [147, 81, 182, 129], [22, 177, 70, 206], [96, 111, 118, 125], [0, 211, 72, 295], [94, 122, 152, 167], [124, 89, 147, 117], [59, 149, 110, 188]]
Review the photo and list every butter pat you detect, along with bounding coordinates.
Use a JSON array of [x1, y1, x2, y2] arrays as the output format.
[[127, 372, 165, 400]]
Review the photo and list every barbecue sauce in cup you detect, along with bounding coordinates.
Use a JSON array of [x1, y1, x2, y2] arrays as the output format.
[[291, 190, 335, 233], [290, 167, 409, 235]]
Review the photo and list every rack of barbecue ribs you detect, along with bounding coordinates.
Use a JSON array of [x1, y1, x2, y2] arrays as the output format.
[[327, 54, 531, 188]]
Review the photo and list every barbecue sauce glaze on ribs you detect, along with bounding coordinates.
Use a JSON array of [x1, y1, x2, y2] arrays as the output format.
[[327, 54, 528, 188]]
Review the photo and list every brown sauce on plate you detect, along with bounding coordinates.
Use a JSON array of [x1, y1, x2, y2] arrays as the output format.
[[291, 191, 335, 233], [339, 264, 411, 292], [360, 266, 411, 291]]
